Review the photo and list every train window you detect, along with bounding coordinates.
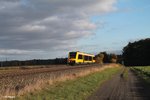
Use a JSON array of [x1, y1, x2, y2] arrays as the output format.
[[89, 56, 92, 61], [93, 57, 95, 60], [78, 55, 83, 59], [69, 52, 76, 58], [84, 56, 88, 61]]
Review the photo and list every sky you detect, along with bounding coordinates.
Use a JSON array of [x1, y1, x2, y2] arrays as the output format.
[[0, 0, 150, 61]]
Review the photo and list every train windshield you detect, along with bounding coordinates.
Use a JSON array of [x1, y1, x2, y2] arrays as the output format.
[[69, 52, 76, 58]]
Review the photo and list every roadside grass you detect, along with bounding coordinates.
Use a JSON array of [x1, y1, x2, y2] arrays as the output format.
[[16, 67, 121, 100], [131, 66, 150, 83], [121, 67, 129, 80]]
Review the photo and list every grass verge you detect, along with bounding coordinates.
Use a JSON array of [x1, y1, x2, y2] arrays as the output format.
[[131, 66, 150, 83], [16, 67, 121, 100], [120, 67, 129, 80]]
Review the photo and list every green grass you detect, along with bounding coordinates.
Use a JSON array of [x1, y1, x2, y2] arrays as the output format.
[[16, 67, 121, 100], [131, 66, 150, 83], [122, 67, 129, 79]]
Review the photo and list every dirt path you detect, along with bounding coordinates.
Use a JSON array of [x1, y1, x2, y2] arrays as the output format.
[[87, 68, 150, 100]]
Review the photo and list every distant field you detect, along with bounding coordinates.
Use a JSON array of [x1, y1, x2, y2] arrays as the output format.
[[131, 66, 150, 83]]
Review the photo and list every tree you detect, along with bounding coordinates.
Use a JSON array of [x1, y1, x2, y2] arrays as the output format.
[[123, 38, 150, 66], [110, 54, 117, 63], [95, 53, 104, 64], [100, 52, 110, 63]]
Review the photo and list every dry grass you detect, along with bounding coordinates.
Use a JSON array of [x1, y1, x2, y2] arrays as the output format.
[[0, 64, 121, 99]]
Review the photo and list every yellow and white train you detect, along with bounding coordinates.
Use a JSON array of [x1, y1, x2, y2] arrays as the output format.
[[68, 51, 95, 65]]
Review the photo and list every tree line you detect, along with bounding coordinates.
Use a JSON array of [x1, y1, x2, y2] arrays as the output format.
[[123, 38, 150, 66], [1, 38, 149, 67], [0, 52, 120, 67], [95, 52, 119, 64], [95, 38, 150, 66], [0, 58, 67, 67]]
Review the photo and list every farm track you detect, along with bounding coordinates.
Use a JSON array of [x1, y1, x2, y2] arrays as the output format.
[[0, 64, 102, 79], [87, 68, 150, 100]]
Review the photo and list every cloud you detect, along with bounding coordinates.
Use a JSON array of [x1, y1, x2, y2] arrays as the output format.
[[0, 49, 34, 55], [0, 0, 117, 59]]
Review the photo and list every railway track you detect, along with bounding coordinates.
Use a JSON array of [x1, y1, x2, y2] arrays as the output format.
[[0, 64, 102, 79]]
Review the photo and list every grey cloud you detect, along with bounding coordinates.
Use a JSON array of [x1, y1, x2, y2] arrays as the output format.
[[0, 49, 35, 55], [0, 0, 117, 59]]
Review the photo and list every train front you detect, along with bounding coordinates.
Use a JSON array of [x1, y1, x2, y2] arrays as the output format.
[[68, 52, 77, 65]]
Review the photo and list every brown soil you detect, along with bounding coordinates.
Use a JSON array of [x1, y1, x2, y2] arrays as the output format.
[[87, 69, 150, 100], [0, 64, 114, 79], [0, 64, 94, 79]]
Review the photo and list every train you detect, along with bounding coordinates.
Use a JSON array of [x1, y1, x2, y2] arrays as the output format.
[[68, 51, 95, 65]]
